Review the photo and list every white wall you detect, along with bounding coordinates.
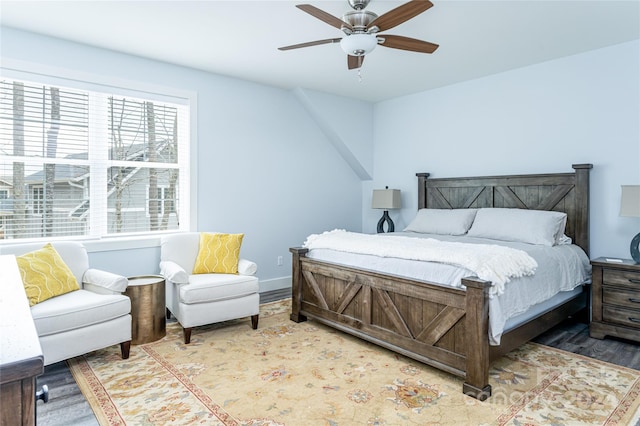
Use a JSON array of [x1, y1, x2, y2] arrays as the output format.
[[369, 40, 640, 260], [0, 27, 374, 290]]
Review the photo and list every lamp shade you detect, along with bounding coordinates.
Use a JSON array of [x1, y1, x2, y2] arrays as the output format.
[[620, 185, 640, 217], [340, 34, 378, 56], [372, 189, 401, 210]]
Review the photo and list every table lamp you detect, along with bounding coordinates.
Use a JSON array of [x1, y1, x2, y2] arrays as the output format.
[[620, 185, 640, 263], [372, 187, 401, 233]]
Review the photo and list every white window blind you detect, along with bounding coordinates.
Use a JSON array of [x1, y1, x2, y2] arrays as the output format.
[[0, 77, 190, 241]]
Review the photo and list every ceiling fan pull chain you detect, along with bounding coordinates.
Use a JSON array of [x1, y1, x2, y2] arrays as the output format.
[[358, 68, 363, 83]]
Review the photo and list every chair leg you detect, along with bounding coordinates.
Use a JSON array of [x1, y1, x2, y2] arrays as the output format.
[[183, 327, 192, 344], [120, 341, 131, 359], [166, 308, 172, 320], [251, 314, 259, 330]]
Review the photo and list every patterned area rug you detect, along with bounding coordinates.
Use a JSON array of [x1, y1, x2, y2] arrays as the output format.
[[68, 299, 640, 425]]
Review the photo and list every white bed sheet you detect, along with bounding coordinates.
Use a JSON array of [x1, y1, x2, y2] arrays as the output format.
[[305, 231, 592, 345]]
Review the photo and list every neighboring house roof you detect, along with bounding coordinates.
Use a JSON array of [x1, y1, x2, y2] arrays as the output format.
[[25, 164, 89, 184]]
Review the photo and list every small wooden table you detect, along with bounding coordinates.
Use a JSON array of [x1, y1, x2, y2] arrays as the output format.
[[125, 275, 166, 344]]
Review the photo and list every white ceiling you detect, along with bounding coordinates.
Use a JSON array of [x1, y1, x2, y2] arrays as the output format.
[[1, 0, 639, 102]]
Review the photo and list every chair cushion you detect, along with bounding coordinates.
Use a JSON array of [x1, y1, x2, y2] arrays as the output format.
[[180, 274, 259, 305], [16, 243, 80, 306], [31, 289, 131, 337]]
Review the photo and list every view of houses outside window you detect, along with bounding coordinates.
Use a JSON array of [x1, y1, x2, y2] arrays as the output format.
[[0, 78, 189, 240]]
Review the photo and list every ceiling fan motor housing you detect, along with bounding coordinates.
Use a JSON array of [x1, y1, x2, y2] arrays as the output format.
[[341, 10, 378, 34]]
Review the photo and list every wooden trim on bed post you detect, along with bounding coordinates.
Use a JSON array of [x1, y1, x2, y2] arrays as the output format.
[[289, 247, 308, 323], [572, 163, 592, 257], [461, 277, 492, 401], [416, 173, 430, 209]]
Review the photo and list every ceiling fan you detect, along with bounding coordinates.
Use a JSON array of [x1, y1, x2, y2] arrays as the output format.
[[278, 0, 439, 70]]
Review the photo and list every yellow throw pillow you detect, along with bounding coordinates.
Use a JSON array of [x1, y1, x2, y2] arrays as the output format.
[[16, 243, 80, 307], [193, 233, 244, 274]]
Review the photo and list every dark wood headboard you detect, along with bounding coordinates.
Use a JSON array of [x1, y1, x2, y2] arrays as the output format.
[[416, 164, 592, 255]]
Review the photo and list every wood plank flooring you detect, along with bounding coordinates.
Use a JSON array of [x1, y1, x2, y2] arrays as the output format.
[[533, 317, 640, 370], [36, 289, 640, 425]]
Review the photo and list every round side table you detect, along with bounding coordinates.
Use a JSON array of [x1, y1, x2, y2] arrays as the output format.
[[125, 275, 166, 344]]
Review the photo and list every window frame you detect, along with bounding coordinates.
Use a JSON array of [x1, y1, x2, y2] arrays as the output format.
[[0, 59, 198, 251]]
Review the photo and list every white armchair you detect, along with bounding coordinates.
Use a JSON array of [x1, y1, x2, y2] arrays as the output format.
[[160, 233, 260, 344], [0, 242, 131, 366]]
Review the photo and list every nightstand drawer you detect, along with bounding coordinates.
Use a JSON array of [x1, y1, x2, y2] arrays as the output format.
[[603, 269, 640, 289], [602, 305, 640, 329], [603, 287, 640, 310]]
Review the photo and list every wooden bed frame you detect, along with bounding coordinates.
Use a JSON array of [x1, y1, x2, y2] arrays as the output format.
[[290, 164, 592, 400]]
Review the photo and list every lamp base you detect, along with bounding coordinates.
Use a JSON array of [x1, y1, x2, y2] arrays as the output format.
[[631, 232, 640, 264], [377, 210, 395, 233]]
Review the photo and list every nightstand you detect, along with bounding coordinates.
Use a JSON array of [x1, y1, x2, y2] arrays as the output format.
[[590, 257, 640, 343]]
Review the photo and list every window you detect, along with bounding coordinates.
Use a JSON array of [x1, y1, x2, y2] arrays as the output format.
[[0, 77, 190, 241], [31, 186, 43, 215], [147, 186, 176, 217]]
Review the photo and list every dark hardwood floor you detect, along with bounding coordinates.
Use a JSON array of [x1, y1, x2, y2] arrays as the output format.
[[533, 317, 640, 370], [36, 290, 640, 425]]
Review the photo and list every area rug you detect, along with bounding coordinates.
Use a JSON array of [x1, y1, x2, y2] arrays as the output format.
[[68, 299, 640, 426]]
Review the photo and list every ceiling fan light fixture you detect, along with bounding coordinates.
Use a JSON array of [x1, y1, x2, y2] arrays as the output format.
[[340, 33, 377, 56]]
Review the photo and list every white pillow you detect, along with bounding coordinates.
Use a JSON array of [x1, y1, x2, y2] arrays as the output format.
[[557, 234, 572, 245], [403, 208, 478, 236], [466, 208, 567, 246]]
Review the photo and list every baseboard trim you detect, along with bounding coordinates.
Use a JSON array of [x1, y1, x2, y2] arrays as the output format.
[[259, 276, 291, 293]]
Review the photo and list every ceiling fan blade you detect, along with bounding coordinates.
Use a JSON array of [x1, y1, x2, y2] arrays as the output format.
[[378, 34, 439, 53], [347, 55, 365, 70], [368, 0, 433, 32], [278, 38, 342, 51], [296, 4, 353, 31]]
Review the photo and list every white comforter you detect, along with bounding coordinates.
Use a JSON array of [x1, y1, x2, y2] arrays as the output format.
[[303, 231, 592, 345], [304, 229, 537, 295]]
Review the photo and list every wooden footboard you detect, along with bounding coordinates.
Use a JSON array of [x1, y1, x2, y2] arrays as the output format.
[[290, 247, 493, 400]]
